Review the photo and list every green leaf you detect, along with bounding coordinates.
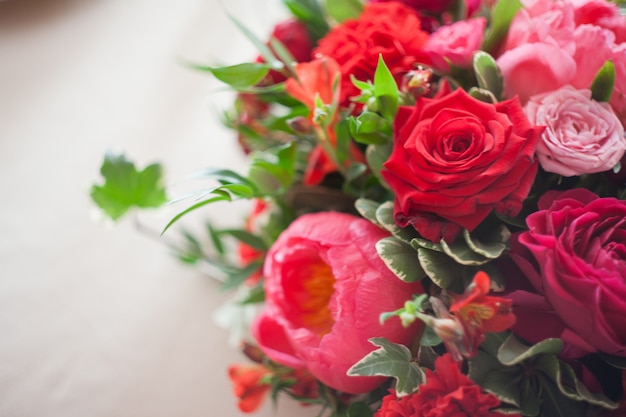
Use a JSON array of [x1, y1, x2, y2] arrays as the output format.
[[599, 352, 626, 369], [226, 13, 283, 70], [376, 201, 421, 244], [281, 0, 329, 42], [440, 237, 491, 266], [91, 153, 167, 220], [190, 62, 271, 89], [347, 337, 425, 397], [590, 60, 615, 102], [324, 0, 363, 23], [355, 198, 383, 226], [349, 112, 392, 145], [497, 333, 562, 366], [218, 229, 267, 251], [346, 402, 374, 417], [365, 143, 392, 189], [238, 284, 266, 304], [374, 55, 399, 120], [482, 0, 523, 53], [468, 86, 497, 103], [376, 237, 425, 282], [162, 192, 231, 234], [473, 51, 504, 100], [417, 248, 465, 291], [463, 221, 510, 260]]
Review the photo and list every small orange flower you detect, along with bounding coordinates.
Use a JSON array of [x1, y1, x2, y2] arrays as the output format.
[[228, 364, 272, 413], [431, 271, 516, 361]]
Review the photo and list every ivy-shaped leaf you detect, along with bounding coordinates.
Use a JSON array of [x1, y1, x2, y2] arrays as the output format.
[[347, 337, 425, 397], [497, 333, 563, 366], [91, 153, 167, 221], [376, 237, 425, 282]]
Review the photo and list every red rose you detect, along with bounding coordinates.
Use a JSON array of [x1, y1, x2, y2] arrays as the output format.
[[374, 354, 520, 417], [382, 88, 542, 242], [313, 2, 430, 107], [509, 188, 626, 357]]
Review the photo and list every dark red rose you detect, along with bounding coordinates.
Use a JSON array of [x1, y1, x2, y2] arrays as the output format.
[[374, 354, 520, 417], [382, 88, 542, 242], [313, 2, 430, 107], [509, 188, 626, 357]]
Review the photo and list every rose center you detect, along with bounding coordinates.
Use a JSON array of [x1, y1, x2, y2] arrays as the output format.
[[288, 256, 336, 335], [443, 134, 471, 158]]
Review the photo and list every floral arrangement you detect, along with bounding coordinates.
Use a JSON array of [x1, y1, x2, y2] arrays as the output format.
[[90, 0, 626, 416]]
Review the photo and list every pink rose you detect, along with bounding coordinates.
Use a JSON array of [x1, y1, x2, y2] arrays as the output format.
[[524, 85, 626, 176], [610, 43, 626, 126], [571, 24, 615, 89], [572, 0, 626, 43], [509, 188, 626, 357], [252, 212, 423, 394], [497, 43, 577, 104], [424, 17, 487, 72]]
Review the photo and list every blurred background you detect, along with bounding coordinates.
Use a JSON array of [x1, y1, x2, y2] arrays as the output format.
[[0, 0, 317, 415]]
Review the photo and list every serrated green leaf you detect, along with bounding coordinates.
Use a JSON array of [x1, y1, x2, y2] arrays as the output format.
[[190, 62, 271, 89], [348, 337, 425, 397], [497, 333, 562, 366], [440, 237, 491, 266], [354, 198, 382, 226], [324, 0, 363, 23], [374, 55, 399, 120], [376, 237, 425, 282], [375, 201, 420, 243], [473, 51, 504, 100], [591, 60, 615, 102], [468, 86, 497, 103], [463, 223, 510, 260], [482, 0, 523, 53], [417, 248, 465, 291], [91, 153, 167, 220], [410, 237, 443, 252]]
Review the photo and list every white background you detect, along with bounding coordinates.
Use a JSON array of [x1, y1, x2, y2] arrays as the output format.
[[0, 0, 320, 416]]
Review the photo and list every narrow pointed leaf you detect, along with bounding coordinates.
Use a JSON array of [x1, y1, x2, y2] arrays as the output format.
[[591, 60, 615, 102]]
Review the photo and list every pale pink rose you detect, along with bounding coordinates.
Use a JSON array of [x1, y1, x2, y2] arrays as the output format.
[[497, 43, 576, 103], [424, 17, 487, 72], [253, 212, 424, 394], [525, 85, 626, 176]]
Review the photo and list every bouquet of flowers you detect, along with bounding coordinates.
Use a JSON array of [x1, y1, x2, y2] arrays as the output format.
[[91, 0, 626, 415]]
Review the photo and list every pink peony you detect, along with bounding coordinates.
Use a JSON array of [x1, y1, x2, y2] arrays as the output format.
[[252, 212, 424, 394], [524, 86, 626, 176], [424, 17, 487, 72], [509, 188, 626, 357]]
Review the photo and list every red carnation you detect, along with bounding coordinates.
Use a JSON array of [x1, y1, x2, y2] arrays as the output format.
[[313, 2, 430, 107], [375, 354, 520, 417]]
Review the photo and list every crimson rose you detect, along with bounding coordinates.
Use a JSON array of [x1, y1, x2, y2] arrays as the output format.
[[374, 354, 520, 417], [313, 2, 430, 107], [383, 88, 542, 242], [509, 188, 626, 357]]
